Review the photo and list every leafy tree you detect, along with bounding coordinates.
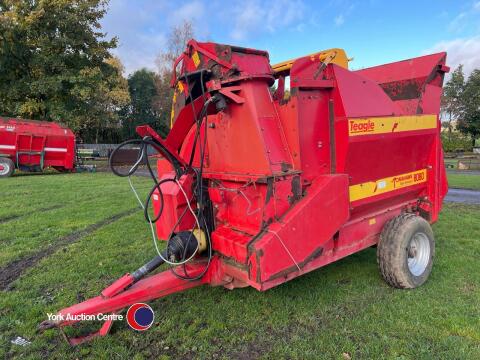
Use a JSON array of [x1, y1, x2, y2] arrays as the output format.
[[458, 69, 480, 147], [440, 132, 473, 152], [121, 68, 167, 139], [0, 0, 130, 142], [75, 56, 130, 143], [442, 66, 480, 147], [441, 65, 464, 137]]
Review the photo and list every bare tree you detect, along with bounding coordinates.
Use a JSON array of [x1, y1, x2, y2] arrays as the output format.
[[155, 20, 194, 75], [153, 21, 194, 130]]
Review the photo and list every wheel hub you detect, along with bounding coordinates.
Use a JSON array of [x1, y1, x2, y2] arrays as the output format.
[[407, 232, 430, 276], [0, 163, 9, 176]]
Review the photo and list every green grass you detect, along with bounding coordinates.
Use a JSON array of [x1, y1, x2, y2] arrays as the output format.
[[1, 173, 479, 359], [447, 173, 480, 190], [444, 158, 458, 168]]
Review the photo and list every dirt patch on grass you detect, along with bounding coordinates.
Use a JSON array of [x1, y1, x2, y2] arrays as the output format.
[[0, 208, 137, 290], [0, 214, 20, 224], [0, 204, 65, 224]]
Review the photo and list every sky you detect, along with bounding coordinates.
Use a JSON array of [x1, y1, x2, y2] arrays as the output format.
[[101, 0, 480, 77]]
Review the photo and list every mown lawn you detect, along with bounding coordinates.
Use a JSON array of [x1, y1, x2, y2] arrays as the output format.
[[447, 172, 480, 190], [0, 173, 479, 359]]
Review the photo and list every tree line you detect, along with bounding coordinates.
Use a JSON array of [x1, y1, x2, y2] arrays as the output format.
[[0, 0, 191, 143], [2, 1, 479, 148], [442, 65, 480, 151]]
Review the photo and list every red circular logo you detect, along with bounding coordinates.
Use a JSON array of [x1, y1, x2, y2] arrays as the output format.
[[126, 303, 154, 331]]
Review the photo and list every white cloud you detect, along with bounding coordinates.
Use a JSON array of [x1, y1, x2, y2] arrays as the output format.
[[448, 1, 480, 32], [331, 1, 354, 28], [424, 36, 480, 77], [448, 12, 467, 32], [101, 0, 306, 74], [295, 22, 306, 32], [334, 14, 344, 26], [101, 0, 170, 74], [230, 1, 265, 41], [170, 1, 204, 26], [265, 0, 305, 31], [228, 0, 305, 41]]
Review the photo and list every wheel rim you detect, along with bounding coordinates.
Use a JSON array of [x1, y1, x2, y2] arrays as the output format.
[[407, 232, 430, 276], [0, 162, 9, 176]]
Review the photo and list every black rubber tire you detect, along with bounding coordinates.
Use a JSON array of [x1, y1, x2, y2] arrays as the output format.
[[0, 157, 15, 178], [53, 166, 71, 173], [377, 213, 435, 289]]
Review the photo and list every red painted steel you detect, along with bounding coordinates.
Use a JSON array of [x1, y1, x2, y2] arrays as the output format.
[[153, 173, 196, 239], [44, 40, 449, 343], [0, 117, 75, 174]]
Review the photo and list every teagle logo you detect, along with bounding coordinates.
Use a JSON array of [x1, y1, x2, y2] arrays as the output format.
[[350, 120, 375, 134]]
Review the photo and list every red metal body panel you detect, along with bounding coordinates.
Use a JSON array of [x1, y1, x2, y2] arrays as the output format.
[[354, 53, 447, 115], [153, 173, 196, 239], [249, 174, 350, 283], [45, 41, 449, 343], [0, 117, 75, 172]]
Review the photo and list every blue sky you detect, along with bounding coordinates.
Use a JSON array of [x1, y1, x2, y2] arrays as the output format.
[[101, 0, 480, 76]]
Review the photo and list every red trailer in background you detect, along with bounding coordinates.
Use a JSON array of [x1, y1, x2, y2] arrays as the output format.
[[0, 117, 76, 178]]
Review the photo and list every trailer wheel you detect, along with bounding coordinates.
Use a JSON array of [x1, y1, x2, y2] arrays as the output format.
[[53, 166, 71, 173], [377, 213, 435, 289], [0, 157, 15, 178]]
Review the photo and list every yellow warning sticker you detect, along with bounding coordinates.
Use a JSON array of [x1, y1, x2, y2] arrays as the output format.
[[349, 169, 427, 202], [177, 81, 184, 92], [170, 82, 185, 128], [192, 51, 201, 68]]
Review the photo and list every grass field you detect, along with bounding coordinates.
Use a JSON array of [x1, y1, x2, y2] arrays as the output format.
[[444, 158, 458, 168], [447, 172, 480, 190], [1, 173, 479, 359]]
